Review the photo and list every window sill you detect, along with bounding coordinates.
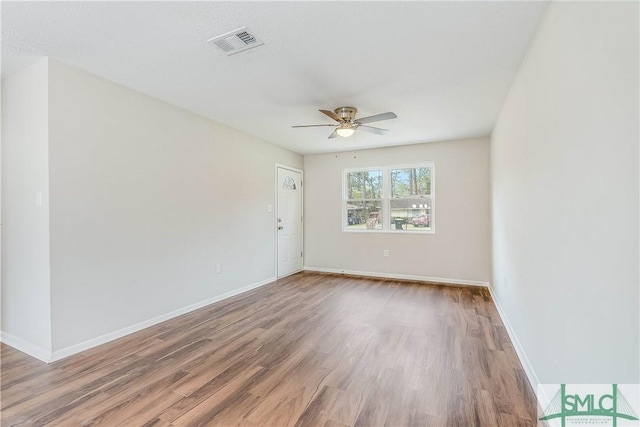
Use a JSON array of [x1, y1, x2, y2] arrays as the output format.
[[342, 229, 435, 235]]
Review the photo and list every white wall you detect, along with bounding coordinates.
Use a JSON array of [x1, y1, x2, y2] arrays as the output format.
[[46, 59, 302, 352], [1, 58, 302, 359], [304, 137, 491, 284], [491, 2, 639, 384], [1, 58, 52, 355]]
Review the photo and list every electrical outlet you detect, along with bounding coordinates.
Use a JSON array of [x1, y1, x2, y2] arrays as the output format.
[[383, 250, 389, 257], [216, 263, 221, 274]]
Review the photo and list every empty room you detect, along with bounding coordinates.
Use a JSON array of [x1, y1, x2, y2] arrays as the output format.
[[1, 1, 638, 426]]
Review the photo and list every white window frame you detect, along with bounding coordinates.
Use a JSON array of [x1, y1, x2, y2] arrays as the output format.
[[342, 162, 435, 234]]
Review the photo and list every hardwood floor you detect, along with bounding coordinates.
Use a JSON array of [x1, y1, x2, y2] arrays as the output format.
[[1, 272, 538, 426]]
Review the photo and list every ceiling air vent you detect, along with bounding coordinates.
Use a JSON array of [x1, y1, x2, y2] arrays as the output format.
[[208, 27, 264, 56]]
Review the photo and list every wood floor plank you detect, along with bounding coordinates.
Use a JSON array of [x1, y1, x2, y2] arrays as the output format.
[[326, 386, 368, 427], [0, 272, 539, 426], [171, 366, 266, 426]]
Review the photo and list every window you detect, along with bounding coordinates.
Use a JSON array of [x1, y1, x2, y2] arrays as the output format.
[[345, 169, 383, 230], [389, 166, 432, 231], [343, 163, 434, 233]]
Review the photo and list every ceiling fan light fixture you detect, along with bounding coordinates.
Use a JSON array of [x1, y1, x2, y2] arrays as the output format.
[[292, 106, 396, 139], [336, 123, 356, 138]]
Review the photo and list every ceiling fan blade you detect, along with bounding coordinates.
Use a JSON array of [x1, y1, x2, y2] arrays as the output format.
[[320, 109, 343, 122], [328, 129, 338, 139], [354, 112, 397, 125], [356, 124, 389, 135], [292, 124, 336, 128]]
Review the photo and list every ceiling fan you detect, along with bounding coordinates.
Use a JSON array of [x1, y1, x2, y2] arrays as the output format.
[[292, 107, 397, 139]]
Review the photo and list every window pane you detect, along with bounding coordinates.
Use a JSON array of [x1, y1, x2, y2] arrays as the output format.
[[391, 167, 431, 197], [390, 197, 432, 231], [346, 200, 383, 230], [347, 170, 382, 200], [282, 176, 297, 190]]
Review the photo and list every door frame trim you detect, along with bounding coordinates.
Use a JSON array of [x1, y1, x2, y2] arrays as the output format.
[[275, 163, 304, 278]]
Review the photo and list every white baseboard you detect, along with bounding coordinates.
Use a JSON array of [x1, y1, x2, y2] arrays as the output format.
[[0, 331, 53, 363], [49, 276, 276, 362], [303, 266, 490, 287], [487, 284, 540, 392], [2, 276, 275, 364]]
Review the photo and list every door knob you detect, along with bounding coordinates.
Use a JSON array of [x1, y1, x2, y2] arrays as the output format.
[[278, 226, 284, 230]]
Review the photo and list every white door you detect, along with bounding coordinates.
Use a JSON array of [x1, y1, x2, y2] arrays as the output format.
[[277, 167, 303, 278]]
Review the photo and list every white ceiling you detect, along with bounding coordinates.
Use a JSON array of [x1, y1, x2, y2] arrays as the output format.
[[2, 1, 548, 155]]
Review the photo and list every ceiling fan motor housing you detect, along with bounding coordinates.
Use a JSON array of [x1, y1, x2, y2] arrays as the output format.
[[335, 107, 357, 122]]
